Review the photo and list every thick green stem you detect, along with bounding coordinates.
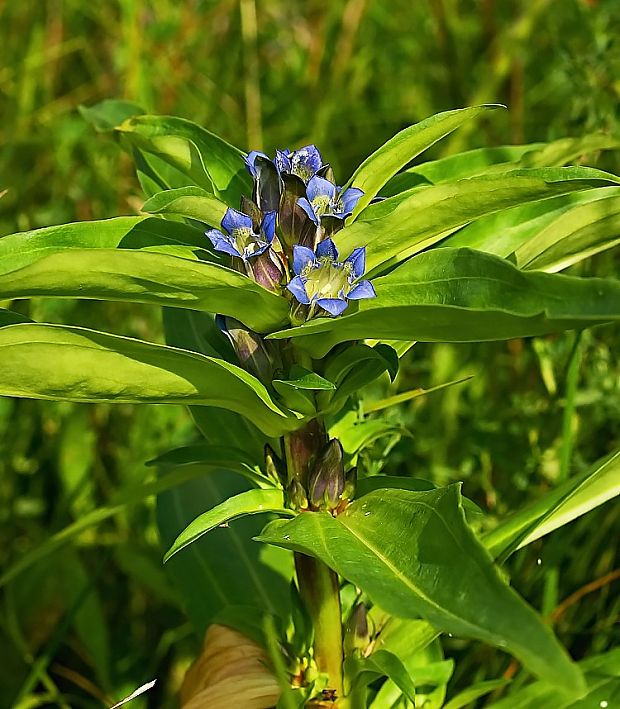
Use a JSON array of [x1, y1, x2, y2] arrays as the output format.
[[283, 420, 345, 701], [295, 552, 345, 699]]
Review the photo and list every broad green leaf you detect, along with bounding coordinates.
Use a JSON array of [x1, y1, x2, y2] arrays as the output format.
[[381, 133, 620, 197], [146, 444, 273, 488], [442, 187, 619, 258], [381, 143, 545, 196], [257, 485, 585, 694], [345, 649, 416, 702], [347, 105, 503, 217], [483, 450, 620, 560], [336, 167, 620, 276], [516, 192, 620, 272], [164, 488, 292, 562], [267, 247, 620, 357], [0, 248, 289, 333], [0, 216, 210, 275], [142, 186, 228, 228], [79, 99, 144, 132], [157, 470, 292, 634], [0, 324, 298, 437], [443, 679, 510, 709], [486, 648, 620, 709], [117, 114, 252, 206]]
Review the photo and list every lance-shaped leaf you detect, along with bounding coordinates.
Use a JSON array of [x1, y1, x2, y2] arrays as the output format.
[[336, 167, 620, 276], [345, 649, 416, 702], [267, 247, 620, 357], [164, 488, 293, 562], [516, 192, 620, 272], [79, 99, 144, 132], [382, 133, 620, 197], [116, 114, 252, 206], [141, 186, 228, 228], [442, 187, 619, 259], [483, 450, 620, 560], [257, 485, 585, 694], [0, 324, 298, 437], [345, 105, 503, 217], [0, 249, 289, 333], [0, 216, 210, 275]]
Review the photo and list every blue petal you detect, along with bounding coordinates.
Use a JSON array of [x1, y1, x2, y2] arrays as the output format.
[[205, 229, 242, 258], [292, 145, 323, 177], [287, 275, 311, 304], [292, 245, 316, 275], [297, 197, 319, 226], [261, 211, 277, 242], [316, 238, 339, 261], [348, 279, 376, 300], [245, 150, 269, 178], [339, 187, 364, 215], [317, 297, 349, 316], [306, 175, 336, 203], [345, 247, 366, 278], [222, 208, 253, 236], [275, 149, 292, 174], [245, 240, 271, 260]]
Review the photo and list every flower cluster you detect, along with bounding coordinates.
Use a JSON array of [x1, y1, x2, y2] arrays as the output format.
[[205, 144, 375, 320]]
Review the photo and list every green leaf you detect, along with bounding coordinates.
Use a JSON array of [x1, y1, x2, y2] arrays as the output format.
[[117, 114, 252, 206], [381, 133, 620, 197], [0, 248, 289, 333], [347, 105, 503, 217], [363, 376, 473, 414], [164, 488, 292, 562], [381, 143, 545, 196], [157, 470, 292, 633], [267, 247, 620, 357], [516, 192, 620, 272], [442, 187, 619, 259], [345, 649, 416, 702], [483, 450, 620, 560], [0, 323, 298, 437], [0, 308, 32, 327], [79, 99, 144, 132], [0, 216, 210, 275], [443, 679, 510, 709], [485, 648, 620, 709], [142, 186, 228, 228], [256, 485, 585, 694], [336, 167, 620, 276], [146, 443, 273, 488]]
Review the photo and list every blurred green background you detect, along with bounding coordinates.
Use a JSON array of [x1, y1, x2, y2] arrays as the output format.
[[1, 0, 619, 707]]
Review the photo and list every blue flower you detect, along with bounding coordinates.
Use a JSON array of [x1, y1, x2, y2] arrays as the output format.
[[244, 151, 270, 179], [206, 208, 276, 262], [286, 239, 376, 316], [275, 145, 323, 182], [297, 176, 364, 226]]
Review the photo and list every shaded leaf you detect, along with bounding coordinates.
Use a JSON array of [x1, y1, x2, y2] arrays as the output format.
[[345, 649, 416, 702], [164, 488, 292, 562], [257, 485, 585, 694], [79, 99, 144, 132]]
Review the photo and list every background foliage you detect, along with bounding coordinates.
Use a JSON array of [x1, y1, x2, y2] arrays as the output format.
[[1, 1, 618, 707]]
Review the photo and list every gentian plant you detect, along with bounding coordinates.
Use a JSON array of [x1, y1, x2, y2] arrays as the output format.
[[1, 101, 620, 707]]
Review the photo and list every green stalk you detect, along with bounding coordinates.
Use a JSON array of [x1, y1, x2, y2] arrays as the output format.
[[283, 420, 345, 701]]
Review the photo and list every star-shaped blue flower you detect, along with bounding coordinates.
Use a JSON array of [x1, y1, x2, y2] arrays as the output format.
[[245, 146, 323, 183], [297, 176, 364, 226], [286, 239, 376, 316], [205, 208, 276, 262]]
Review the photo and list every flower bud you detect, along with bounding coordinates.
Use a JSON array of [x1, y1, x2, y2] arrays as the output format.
[[248, 248, 284, 292], [216, 316, 280, 384], [279, 174, 318, 251], [264, 444, 286, 486], [341, 466, 357, 502], [287, 478, 308, 510], [344, 603, 371, 656], [308, 439, 345, 509]]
